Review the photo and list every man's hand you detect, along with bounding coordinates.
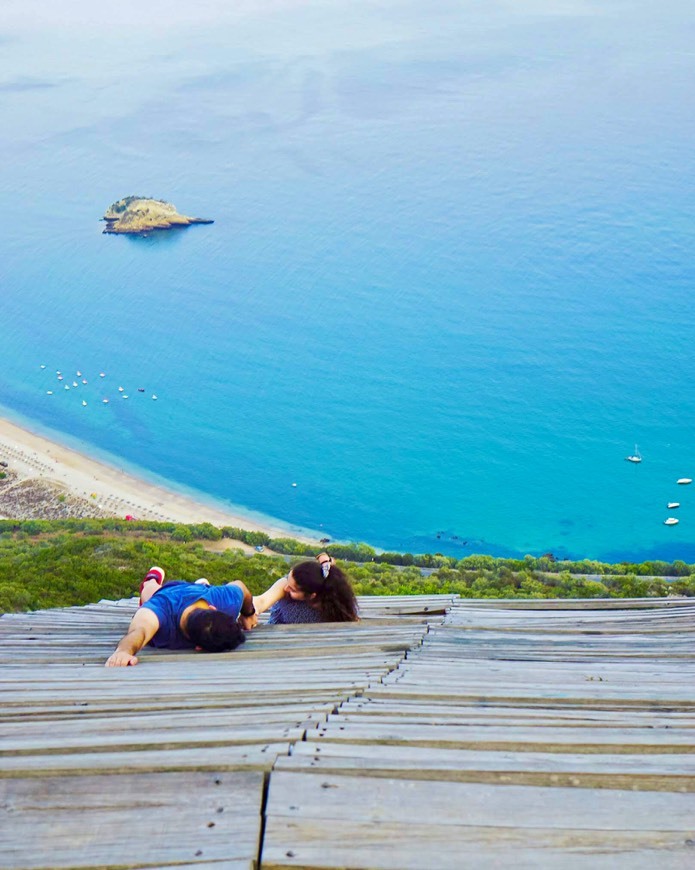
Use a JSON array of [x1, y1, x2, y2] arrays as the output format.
[[104, 608, 159, 667], [238, 612, 258, 631], [229, 580, 257, 626], [105, 650, 139, 667]]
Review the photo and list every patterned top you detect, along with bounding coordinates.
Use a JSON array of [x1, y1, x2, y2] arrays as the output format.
[[268, 597, 323, 624]]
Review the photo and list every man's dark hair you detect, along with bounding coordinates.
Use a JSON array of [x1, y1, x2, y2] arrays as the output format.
[[186, 609, 246, 652]]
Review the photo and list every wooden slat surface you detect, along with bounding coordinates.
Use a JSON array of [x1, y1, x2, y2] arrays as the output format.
[[2, 770, 264, 869], [265, 769, 695, 827], [262, 817, 695, 870], [1, 594, 693, 868], [262, 598, 695, 868], [0, 594, 436, 867]]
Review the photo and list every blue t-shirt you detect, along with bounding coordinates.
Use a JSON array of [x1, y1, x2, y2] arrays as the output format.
[[268, 597, 323, 625], [142, 581, 245, 649]]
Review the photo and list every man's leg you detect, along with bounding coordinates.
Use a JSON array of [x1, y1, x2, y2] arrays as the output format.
[[139, 566, 165, 605]]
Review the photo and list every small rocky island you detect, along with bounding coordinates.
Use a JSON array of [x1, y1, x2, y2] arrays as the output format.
[[102, 196, 213, 234]]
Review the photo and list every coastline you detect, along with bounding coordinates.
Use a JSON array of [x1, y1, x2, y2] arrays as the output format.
[[0, 415, 321, 550]]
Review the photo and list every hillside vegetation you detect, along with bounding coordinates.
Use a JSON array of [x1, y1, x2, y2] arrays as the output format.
[[1, 519, 693, 613]]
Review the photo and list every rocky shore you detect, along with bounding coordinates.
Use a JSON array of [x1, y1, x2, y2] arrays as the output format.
[[0, 469, 109, 521]]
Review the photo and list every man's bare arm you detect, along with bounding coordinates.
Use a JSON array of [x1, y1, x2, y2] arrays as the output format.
[[105, 608, 160, 667]]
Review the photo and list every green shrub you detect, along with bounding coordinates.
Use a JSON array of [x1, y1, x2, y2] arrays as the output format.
[[0, 519, 692, 613]]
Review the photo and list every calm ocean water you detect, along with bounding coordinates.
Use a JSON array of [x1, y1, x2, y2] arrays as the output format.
[[2, 1, 695, 561]]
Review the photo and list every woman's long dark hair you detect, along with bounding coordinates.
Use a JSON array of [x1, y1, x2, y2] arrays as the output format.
[[291, 559, 359, 622]]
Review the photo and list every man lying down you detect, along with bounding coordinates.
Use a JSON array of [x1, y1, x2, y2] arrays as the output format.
[[104, 566, 287, 667]]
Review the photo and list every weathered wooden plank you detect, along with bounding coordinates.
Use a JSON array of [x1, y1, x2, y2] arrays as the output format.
[[0, 658, 404, 686], [130, 864, 243, 870], [0, 742, 291, 776], [0, 695, 350, 721], [336, 700, 695, 727], [308, 721, 695, 751], [357, 674, 695, 696], [372, 683, 695, 704], [423, 633, 695, 650], [2, 770, 262, 869], [0, 679, 374, 705], [262, 816, 695, 869], [446, 598, 695, 610], [420, 636, 695, 655], [0, 704, 333, 737], [265, 771, 695, 829], [0, 724, 305, 756], [445, 606, 695, 621], [277, 744, 695, 790], [318, 711, 695, 730], [384, 672, 695, 691], [290, 741, 695, 774], [363, 685, 695, 708]]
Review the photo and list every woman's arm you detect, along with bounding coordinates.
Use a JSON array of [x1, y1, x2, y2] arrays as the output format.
[[105, 608, 160, 667], [253, 575, 289, 615]]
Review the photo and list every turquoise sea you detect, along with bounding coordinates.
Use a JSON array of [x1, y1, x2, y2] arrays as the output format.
[[2, 0, 695, 561]]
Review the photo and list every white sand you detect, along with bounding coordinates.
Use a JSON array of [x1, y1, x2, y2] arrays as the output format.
[[0, 416, 318, 549]]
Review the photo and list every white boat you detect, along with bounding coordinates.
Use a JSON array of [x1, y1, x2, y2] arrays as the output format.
[[82, 400, 87, 407], [667, 502, 680, 509], [625, 444, 642, 463], [118, 386, 124, 392], [102, 398, 109, 404], [664, 517, 679, 525], [72, 381, 78, 387], [76, 370, 82, 377], [677, 478, 692, 485], [122, 394, 129, 399], [99, 372, 106, 378], [151, 394, 158, 400], [46, 390, 53, 395]]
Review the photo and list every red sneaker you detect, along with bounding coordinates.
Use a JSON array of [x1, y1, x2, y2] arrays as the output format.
[[139, 566, 165, 604]]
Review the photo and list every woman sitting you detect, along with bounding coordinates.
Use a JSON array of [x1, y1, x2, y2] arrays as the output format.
[[265, 553, 359, 624]]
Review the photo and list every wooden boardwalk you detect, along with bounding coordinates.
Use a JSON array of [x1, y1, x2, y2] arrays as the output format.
[[1, 595, 693, 868]]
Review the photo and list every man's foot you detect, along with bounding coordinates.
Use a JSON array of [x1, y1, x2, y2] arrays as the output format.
[[139, 566, 165, 605]]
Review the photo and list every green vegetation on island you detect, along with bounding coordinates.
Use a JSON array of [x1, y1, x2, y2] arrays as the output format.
[[0, 519, 693, 614]]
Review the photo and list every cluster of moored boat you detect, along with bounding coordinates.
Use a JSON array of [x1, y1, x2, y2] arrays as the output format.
[[625, 444, 691, 526], [664, 479, 691, 526], [40, 365, 158, 405]]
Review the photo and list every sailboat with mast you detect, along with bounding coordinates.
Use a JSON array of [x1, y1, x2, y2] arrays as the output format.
[[625, 444, 642, 464]]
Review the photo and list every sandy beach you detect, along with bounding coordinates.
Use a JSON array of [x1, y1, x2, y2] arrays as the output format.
[[0, 416, 317, 550]]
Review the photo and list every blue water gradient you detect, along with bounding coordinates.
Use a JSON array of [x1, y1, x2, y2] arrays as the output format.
[[2, 1, 695, 560]]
